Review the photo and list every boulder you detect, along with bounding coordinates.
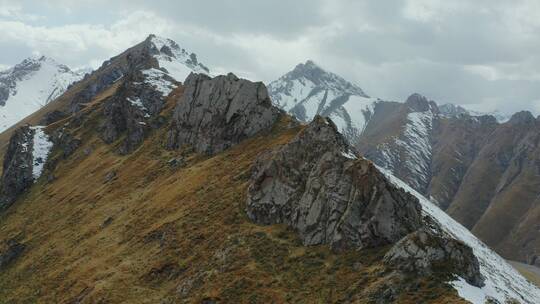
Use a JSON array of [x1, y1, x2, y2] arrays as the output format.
[[166, 73, 281, 155], [384, 229, 484, 287], [246, 116, 422, 250], [0, 126, 35, 211]]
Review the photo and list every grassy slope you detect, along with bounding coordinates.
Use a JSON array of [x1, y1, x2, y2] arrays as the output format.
[[0, 88, 465, 303]]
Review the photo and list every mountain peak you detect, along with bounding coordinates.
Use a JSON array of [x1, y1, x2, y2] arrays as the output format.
[[508, 110, 535, 125], [405, 93, 438, 112], [142, 34, 210, 78]]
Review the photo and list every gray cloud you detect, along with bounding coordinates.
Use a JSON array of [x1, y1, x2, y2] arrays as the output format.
[[0, 0, 539, 115]]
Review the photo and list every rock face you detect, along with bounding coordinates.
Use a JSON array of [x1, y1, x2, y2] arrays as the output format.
[[246, 116, 423, 250], [0, 126, 35, 211], [384, 229, 484, 287], [0, 239, 25, 270], [358, 98, 540, 263], [69, 34, 210, 113], [167, 73, 281, 155], [358, 94, 440, 195], [100, 70, 170, 154]]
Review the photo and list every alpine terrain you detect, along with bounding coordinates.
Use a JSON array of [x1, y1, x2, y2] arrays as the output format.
[[270, 62, 540, 270], [0, 56, 86, 132], [0, 35, 538, 303]]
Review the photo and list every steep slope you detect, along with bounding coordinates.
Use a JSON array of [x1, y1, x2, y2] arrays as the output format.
[[0, 34, 210, 146], [380, 167, 540, 304], [0, 75, 466, 303], [0, 63, 538, 302], [357, 94, 440, 195], [355, 94, 540, 266], [0, 56, 85, 132], [447, 112, 540, 262], [268, 60, 379, 141]]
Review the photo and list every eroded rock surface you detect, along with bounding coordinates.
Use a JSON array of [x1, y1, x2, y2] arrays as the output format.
[[166, 73, 281, 154], [0, 126, 34, 210], [384, 229, 484, 287], [246, 116, 423, 250], [100, 71, 170, 154]]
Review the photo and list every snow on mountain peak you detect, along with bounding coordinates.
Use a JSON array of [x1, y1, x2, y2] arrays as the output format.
[[0, 56, 84, 132], [145, 34, 210, 82], [269, 60, 375, 142]]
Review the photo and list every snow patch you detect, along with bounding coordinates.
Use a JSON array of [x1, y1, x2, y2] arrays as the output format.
[[378, 166, 540, 304], [141, 68, 176, 96], [149, 36, 210, 82], [127, 97, 150, 118], [30, 126, 53, 180]]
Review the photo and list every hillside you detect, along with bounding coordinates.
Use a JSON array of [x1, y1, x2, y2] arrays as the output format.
[[352, 94, 540, 266], [0, 79, 468, 303], [0, 37, 539, 303]]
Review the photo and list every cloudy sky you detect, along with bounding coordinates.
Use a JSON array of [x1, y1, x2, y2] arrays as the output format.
[[1, 0, 540, 115]]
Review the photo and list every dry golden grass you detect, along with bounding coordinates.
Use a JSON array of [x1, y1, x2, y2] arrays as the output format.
[[0, 101, 466, 303]]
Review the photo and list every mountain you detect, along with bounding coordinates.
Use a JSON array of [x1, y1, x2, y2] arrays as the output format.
[[0, 56, 85, 132], [0, 37, 539, 303], [355, 93, 540, 267], [269, 64, 540, 269], [439, 103, 511, 123], [0, 34, 211, 146], [268, 60, 379, 141]]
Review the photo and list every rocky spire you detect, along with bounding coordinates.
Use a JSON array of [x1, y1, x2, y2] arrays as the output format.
[[166, 73, 281, 154], [246, 115, 423, 250]]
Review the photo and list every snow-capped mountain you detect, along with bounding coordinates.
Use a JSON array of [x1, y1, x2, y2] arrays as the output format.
[[0, 56, 85, 132], [67, 34, 211, 114], [268, 60, 379, 141], [379, 167, 540, 304], [439, 103, 512, 123], [363, 94, 439, 194]]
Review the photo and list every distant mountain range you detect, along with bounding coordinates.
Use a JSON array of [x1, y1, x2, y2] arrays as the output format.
[[0, 35, 537, 303], [270, 61, 540, 267], [0, 35, 538, 303]]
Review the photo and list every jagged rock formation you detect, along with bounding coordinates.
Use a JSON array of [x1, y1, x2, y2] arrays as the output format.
[[0, 56, 84, 132], [384, 229, 484, 287], [356, 95, 540, 265], [0, 239, 25, 270], [69, 34, 210, 113], [359, 94, 439, 194], [0, 126, 35, 210], [268, 60, 378, 142], [246, 116, 423, 250], [100, 70, 172, 154], [166, 73, 281, 154]]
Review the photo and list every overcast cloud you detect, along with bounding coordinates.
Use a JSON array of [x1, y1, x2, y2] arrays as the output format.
[[1, 0, 540, 115]]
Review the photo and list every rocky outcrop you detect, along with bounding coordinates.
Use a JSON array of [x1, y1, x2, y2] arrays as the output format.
[[384, 229, 484, 287], [0, 126, 35, 211], [0, 239, 25, 270], [39, 110, 68, 126], [51, 128, 81, 159], [100, 70, 171, 154], [246, 116, 422, 250], [166, 73, 281, 155]]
